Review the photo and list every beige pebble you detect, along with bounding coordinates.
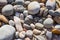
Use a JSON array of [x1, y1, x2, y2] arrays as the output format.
[[33, 29, 41, 35], [30, 23, 35, 29], [35, 23, 44, 29], [19, 31, 26, 38]]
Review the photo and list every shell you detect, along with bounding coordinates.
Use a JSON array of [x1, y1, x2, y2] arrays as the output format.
[[14, 16, 23, 32], [28, 1, 40, 15], [35, 23, 44, 29], [0, 15, 8, 23]]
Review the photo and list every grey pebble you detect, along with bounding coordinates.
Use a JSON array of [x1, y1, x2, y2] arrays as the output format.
[[0, 25, 16, 40], [2, 4, 14, 16]]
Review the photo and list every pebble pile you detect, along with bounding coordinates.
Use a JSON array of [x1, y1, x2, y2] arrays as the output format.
[[0, 0, 60, 40]]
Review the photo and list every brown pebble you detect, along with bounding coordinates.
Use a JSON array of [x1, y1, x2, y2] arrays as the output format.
[[25, 37, 31, 40], [0, 15, 8, 23]]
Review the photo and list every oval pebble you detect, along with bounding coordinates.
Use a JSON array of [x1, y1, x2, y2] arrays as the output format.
[[43, 18, 54, 28], [35, 23, 44, 29], [25, 37, 31, 40], [30, 23, 35, 29], [28, 1, 40, 15], [2, 4, 14, 16]]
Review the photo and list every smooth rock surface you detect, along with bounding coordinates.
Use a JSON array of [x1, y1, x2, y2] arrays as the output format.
[[2, 4, 14, 16], [0, 25, 15, 40], [28, 1, 40, 15]]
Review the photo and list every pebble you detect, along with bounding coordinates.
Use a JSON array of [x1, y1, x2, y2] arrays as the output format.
[[46, 31, 52, 39], [24, 1, 30, 5], [19, 31, 26, 38], [23, 10, 28, 16], [7, 0, 14, 3], [23, 23, 30, 29], [15, 0, 24, 5], [9, 20, 15, 26], [25, 37, 31, 40], [0, 25, 15, 40], [43, 18, 54, 28], [20, 13, 24, 20], [33, 29, 41, 35], [52, 25, 60, 34], [35, 23, 44, 29], [30, 23, 35, 29], [14, 39, 23, 40], [0, 0, 7, 5], [2, 4, 14, 16], [46, 0, 56, 10], [0, 15, 8, 23], [15, 31, 19, 38], [26, 30, 33, 38], [54, 16, 60, 24], [0, 22, 1, 26], [14, 16, 23, 32], [13, 5, 25, 12], [28, 1, 40, 15]]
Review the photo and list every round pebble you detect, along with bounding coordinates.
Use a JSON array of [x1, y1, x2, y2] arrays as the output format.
[[25, 37, 31, 40], [28, 1, 40, 15], [0, 25, 16, 40], [30, 23, 35, 29]]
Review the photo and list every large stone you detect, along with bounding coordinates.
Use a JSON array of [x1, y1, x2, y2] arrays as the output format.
[[0, 25, 15, 40], [2, 4, 14, 16], [28, 1, 40, 15]]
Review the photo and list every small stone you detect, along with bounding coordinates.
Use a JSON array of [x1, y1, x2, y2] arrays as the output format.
[[25, 37, 31, 40], [15, 0, 24, 5], [0, 22, 1, 26], [33, 29, 41, 35], [46, 31, 52, 39], [2, 4, 14, 16], [0, 25, 15, 40], [15, 31, 19, 38], [13, 5, 25, 12], [35, 23, 44, 29], [20, 13, 24, 20], [14, 16, 23, 32], [23, 10, 28, 16], [26, 30, 33, 38], [19, 31, 25, 38], [47, 15, 52, 18], [24, 1, 30, 5], [7, 0, 14, 3], [30, 23, 35, 29], [43, 18, 54, 28], [23, 24, 30, 29], [28, 1, 40, 15], [46, 0, 56, 10], [9, 20, 15, 26]]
